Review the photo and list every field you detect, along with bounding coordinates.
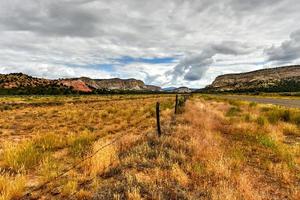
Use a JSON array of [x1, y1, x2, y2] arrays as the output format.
[[0, 94, 299, 199]]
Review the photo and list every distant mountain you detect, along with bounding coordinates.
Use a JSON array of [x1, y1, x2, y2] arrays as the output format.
[[60, 77, 161, 92], [173, 87, 192, 93], [0, 73, 162, 95], [201, 65, 300, 93], [163, 86, 193, 93], [162, 87, 177, 91]]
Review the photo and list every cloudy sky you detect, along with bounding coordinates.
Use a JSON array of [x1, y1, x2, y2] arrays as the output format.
[[1, 0, 300, 88]]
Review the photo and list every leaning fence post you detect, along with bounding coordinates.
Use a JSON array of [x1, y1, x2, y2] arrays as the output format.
[[156, 102, 162, 136], [175, 94, 178, 114]]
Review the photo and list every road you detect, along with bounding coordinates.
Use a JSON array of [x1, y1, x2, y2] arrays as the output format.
[[222, 95, 300, 108]]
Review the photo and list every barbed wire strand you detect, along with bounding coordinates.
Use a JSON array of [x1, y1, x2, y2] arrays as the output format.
[[19, 95, 190, 199]]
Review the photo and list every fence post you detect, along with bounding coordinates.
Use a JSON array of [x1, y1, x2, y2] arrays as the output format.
[[156, 102, 162, 136], [175, 94, 178, 114]]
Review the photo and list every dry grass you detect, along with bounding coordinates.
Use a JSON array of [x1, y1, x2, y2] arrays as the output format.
[[2, 141, 43, 171], [86, 138, 118, 176], [0, 174, 25, 200], [0, 94, 299, 199], [0, 94, 175, 199]]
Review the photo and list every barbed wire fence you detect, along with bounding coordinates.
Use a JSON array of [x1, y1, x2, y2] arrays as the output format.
[[19, 93, 191, 199]]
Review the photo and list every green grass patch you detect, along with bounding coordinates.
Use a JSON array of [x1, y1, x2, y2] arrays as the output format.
[[257, 135, 277, 150], [263, 107, 300, 125], [256, 116, 267, 126], [226, 106, 241, 117]]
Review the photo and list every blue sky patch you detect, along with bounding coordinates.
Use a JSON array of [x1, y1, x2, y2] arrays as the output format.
[[114, 56, 176, 65], [88, 63, 115, 72]]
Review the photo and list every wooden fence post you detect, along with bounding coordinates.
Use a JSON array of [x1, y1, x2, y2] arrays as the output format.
[[175, 94, 178, 114], [156, 102, 162, 136]]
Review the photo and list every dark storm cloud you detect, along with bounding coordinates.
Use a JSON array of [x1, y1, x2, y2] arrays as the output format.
[[265, 30, 300, 63]]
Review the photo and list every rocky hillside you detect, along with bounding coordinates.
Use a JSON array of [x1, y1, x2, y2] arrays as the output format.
[[0, 73, 162, 94], [61, 77, 161, 91], [60, 77, 161, 92], [204, 65, 300, 92], [0, 73, 56, 88]]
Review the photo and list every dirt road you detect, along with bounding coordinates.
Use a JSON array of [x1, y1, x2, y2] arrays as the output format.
[[222, 95, 300, 108]]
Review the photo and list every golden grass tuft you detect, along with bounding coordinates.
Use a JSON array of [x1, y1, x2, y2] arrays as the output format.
[[126, 187, 142, 200], [68, 130, 95, 157], [171, 163, 189, 186], [85, 138, 118, 176], [0, 174, 25, 200], [282, 123, 300, 136], [2, 141, 43, 171], [61, 180, 77, 196]]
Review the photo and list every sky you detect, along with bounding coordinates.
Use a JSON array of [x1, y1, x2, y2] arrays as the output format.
[[0, 0, 300, 88]]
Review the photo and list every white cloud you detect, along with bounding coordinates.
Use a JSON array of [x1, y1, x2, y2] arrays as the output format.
[[0, 0, 300, 88]]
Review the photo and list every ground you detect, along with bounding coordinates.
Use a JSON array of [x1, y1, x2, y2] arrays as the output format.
[[0, 94, 299, 200]]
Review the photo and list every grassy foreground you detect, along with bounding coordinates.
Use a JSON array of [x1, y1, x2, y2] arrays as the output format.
[[0, 94, 299, 199]]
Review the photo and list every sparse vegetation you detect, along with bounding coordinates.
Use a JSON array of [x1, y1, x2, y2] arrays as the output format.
[[0, 94, 299, 199]]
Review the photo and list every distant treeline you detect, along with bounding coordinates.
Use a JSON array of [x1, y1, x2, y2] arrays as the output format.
[[0, 87, 168, 95], [0, 86, 75, 95]]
